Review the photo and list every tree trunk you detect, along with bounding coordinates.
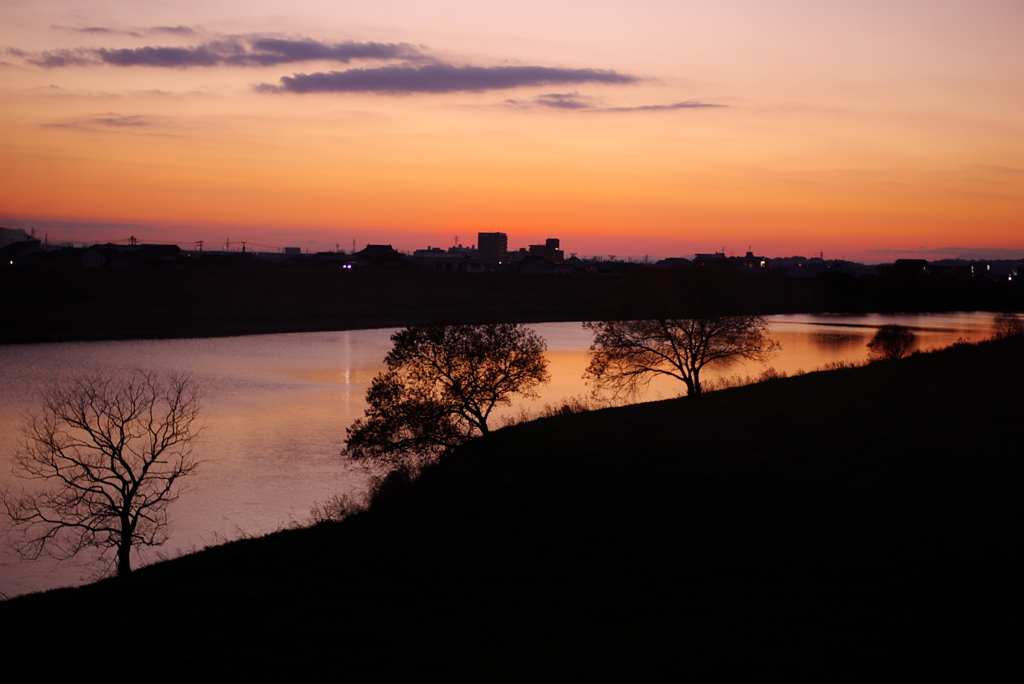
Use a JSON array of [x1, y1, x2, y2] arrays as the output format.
[[117, 520, 133, 577]]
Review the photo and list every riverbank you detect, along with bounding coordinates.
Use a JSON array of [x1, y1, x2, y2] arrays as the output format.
[[4, 265, 1020, 344], [1, 268, 624, 343], [2, 335, 1020, 676]]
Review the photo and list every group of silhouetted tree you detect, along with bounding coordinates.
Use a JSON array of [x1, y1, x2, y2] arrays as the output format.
[[6, 263, 1020, 582]]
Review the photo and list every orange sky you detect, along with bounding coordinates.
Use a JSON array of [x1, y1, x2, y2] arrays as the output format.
[[2, 1, 1022, 261]]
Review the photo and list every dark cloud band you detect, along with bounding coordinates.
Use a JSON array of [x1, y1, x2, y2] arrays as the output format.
[[96, 45, 224, 67], [241, 39, 418, 67], [16, 35, 646, 100], [260, 64, 638, 94], [24, 37, 421, 69]]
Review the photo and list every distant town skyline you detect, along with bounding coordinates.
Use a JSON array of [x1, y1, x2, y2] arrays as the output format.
[[6, 224, 1023, 266], [3, 1, 1022, 264]]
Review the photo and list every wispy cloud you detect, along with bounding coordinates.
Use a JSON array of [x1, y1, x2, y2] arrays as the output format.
[[60, 25, 196, 37], [89, 114, 153, 127], [0, 217, 168, 239], [533, 92, 594, 109], [15, 48, 93, 67], [867, 247, 1024, 260], [21, 36, 423, 69], [42, 113, 159, 130], [72, 26, 135, 36], [258, 65, 637, 94], [507, 92, 724, 112], [602, 101, 724, 112], [150, 26, 196, 36], [974, 165, 1024, 176]]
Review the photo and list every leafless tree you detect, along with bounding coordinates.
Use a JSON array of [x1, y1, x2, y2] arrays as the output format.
[[584, 316, 780, 398], [344, 323, 549, 468], [2, 371, 203, 577], [866, 324, 916, 362]]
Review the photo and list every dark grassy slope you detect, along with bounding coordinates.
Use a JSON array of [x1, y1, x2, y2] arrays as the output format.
[[2, 337, 1021, 675]]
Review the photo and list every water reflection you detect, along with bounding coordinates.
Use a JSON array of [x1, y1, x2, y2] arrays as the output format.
[[810, 332, 864, 350]]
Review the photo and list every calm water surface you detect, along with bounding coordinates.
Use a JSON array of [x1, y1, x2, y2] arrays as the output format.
[[0, 312, 999, 595]]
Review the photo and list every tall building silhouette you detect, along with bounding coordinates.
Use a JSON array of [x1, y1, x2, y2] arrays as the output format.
[[478, 232, 508, 266]]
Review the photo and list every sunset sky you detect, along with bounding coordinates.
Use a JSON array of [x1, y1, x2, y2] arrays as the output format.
[[2, 0, 1022, 262]]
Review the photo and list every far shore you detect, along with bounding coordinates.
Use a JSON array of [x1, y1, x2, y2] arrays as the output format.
[[3, 267, 625, 345], [4, 264, 1019, 345], [1, 310, 597, 345]]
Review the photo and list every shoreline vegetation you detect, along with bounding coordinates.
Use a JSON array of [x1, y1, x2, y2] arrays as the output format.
[[2, 334, 1020, 674], [3, 265, 1021, 344]]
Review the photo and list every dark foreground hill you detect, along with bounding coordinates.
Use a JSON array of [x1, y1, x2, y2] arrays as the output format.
[[2, 337, 1021, 677]]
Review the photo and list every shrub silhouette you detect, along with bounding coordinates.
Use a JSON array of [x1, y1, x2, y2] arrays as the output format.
[[993, 312, 1023, 339], [866, 324, 916, 362]]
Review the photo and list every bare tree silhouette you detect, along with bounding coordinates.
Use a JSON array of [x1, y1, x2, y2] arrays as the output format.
[[2, 371, 203, 577], [585, 315, 780, 398]]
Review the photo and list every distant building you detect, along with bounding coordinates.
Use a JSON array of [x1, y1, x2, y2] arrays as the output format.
[[517, 256, 573, 274], [654, 257, 692, 269], [892, 259, 930, 277], [527, 238, 564, 264], [732, 251, 767, 271], [412, 247, 450, 259], [352, 244, 408, 269], [1, 239, 42, 267], [477, 232, 508, 265], [410, 244, 488, 272], [74, 243, 181, 268], [693, 252, 726, 265]]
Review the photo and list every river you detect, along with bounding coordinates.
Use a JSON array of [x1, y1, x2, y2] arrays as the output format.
[[0, 312, 1001, 596]]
